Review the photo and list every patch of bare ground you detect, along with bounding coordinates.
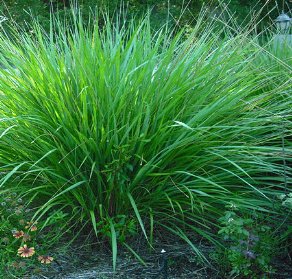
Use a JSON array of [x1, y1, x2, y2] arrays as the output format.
[[23, 232, 292, 279]]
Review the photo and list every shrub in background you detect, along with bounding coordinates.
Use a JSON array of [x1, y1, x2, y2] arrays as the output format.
[[0, 0, 290, 33], [0, 0, 50, 31]]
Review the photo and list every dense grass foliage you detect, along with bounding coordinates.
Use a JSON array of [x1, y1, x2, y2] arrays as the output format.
[[0, 13, 291, 266]]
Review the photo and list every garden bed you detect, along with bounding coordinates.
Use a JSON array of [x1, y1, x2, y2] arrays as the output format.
[[21, 233, 292, 279]]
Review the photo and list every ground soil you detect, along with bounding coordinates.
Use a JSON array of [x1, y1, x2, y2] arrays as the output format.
[[21, 234, 292, 279], [25, 241, 218, 279]]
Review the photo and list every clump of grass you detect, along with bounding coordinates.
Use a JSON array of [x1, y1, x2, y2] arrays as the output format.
[[0, 9, 291, 269]]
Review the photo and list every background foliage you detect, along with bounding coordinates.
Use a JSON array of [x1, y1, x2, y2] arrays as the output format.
[[1, 0, 291, 32]]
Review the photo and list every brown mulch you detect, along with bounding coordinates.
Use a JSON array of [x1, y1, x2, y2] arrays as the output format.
[[21, 234, 292, 279], [25, 237, 219, 279]]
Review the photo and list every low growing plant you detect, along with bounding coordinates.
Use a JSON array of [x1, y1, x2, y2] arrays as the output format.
[[217, 207, 276, 278], [0, 191, 58, 277], [95, 215, 137, 243]]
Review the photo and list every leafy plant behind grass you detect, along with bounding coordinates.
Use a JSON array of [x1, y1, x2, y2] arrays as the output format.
[[0, 9, 291, 268]]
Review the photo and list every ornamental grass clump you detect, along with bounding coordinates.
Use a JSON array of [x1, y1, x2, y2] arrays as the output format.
[[0, 10, 291, 268]]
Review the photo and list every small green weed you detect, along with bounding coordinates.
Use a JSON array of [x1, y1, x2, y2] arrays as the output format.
[[278, 192, 292, 209], [96, 215, 137, 243], [217, 207, 276, 278]]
